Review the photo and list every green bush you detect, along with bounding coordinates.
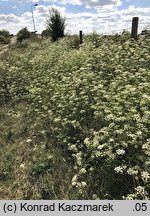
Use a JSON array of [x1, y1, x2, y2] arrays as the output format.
[[41, 29, 51, 39], [16, 27, 31, 42], [0, 30, 10, 44], [1, 34, 150, 199]]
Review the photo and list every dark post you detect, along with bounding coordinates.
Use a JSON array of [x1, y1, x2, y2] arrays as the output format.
[[79, 30, 83, 44], [131, 17, 139, 39]]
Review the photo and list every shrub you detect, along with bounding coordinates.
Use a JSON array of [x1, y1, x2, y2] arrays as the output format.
[[41, 29, 50, 39], [16, 27, 31, 42], [0, 30, 10, 44]]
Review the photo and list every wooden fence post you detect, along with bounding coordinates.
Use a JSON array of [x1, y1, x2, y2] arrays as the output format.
[[79, 30, 83, 44], [131, 17, 139, 40]]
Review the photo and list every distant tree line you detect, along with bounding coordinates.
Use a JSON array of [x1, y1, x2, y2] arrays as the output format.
[[1, 9, 150, 45], [16, 8, 66, 43], [0, 7, 66, 45]]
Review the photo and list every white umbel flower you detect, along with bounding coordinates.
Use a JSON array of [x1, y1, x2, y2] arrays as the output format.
[[20, 163, 25, 169], [79, 168, 87, 174], [141, 171, 150, 182], [26, 139, 32, 143], [116, 149, 125, 155], [81, 181, 87, 187], [114, 166, 123, 174], [72, 175, 78, 183]]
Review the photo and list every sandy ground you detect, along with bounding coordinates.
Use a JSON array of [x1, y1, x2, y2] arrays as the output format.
[[0, 36, 17, 56]]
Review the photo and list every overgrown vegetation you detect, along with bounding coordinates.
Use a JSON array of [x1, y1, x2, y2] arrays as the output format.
[[0, 33, 150, 199], [42, 29, 50, 39], [0, 30, 10, 44], [16, 27, 31, 42]]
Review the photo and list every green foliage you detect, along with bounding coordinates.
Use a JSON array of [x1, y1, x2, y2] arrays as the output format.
[[85, 32, 104, 48], [41, 29, 50, 39], [16, 27, 31, 42], [0, 30, 10, 44], [67, 34, 81, 49], [141, 29, 150, 37], [0, 34, 150, 199], [46, 8, 66, 42]]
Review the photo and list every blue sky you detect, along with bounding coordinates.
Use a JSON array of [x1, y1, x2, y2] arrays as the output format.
[[0, 0, 150, 34]]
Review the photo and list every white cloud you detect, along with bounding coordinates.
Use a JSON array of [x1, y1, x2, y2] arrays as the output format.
[[56, 0, 122, 9], [1, 0, 38, 2], [0, 14, 20, 23], [0, 0, 121, 7], [58, 0, 81, 5], [80, 0, 122, 7]]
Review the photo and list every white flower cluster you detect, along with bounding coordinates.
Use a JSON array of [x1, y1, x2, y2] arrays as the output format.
[[89, 167, 94, 172], [75, 152, 82, 166], [109, 122, 115, 128], [127, 168, 138, 175], [116, 149, 125, 155], [53, 117, 61, 123], [84, 138, 90, 145], [26, 139, 32, 143], [20, 163, 25, 169], [142, 143, 149, 149], [92, 194, 99, 200], [79, 168, 87, 174], [71, 175, 87, 188], [141, 171, 150, 182], [81, 181, 87, 187], [114, 166, 123, 174], [93, 138, 99, 146], [72, 181, 87, 189], [97, 144, 105, 150], [72, 181, 77, 187], [68, 144, 78, 152], [136, 131, 142, 136], [105, 114, 115, 120], [109, 138, 114, 142], [135, 186, 145, 194], [48, 155, 53, 160], [71, 174, 78, 186], [124, 194, 135, 200]]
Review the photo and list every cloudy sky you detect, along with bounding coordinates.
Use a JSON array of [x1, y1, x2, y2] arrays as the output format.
[[0, 0, 150, 35]]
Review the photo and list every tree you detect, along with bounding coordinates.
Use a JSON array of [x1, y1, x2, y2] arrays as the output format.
[[0, 30, 10, 44], [46, 8, 66, 42], [17, 27, 31, 42]]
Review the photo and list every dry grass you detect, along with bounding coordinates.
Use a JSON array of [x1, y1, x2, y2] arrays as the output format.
[[0, 103, 76, 199]]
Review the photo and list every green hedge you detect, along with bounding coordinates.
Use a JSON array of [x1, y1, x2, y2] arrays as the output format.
[[0, 34, 150, 199]]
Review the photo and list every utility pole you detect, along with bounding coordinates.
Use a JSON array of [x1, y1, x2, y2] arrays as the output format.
[[31, 3, 38, 34]]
